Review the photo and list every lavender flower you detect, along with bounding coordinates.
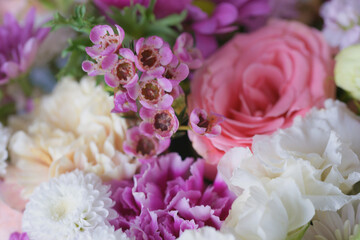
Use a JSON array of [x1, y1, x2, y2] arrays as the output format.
[[320, 0, 360, 49], [189, 108, 224, 137], [162, 55, 189, 85], [109, 153, 235, 239], [0, 8, 49, 85], [9, 232, 29, 240]]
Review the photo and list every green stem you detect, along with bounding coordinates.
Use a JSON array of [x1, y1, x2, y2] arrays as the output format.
[[178, 125, 190, 131]]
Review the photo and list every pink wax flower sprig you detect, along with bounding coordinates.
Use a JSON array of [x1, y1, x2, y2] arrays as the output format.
[[189, 108, 225, 137], [173, 32, 204, 70], [0, 8, 49, 85]]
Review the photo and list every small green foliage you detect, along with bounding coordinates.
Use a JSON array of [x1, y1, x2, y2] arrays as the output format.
[[47, 5, 105, 34], [108, 0, 187, 45]]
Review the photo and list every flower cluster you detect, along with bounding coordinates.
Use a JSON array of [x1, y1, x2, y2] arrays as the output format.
[[83, 25, 207, 162], [109, 153, 235, 239]]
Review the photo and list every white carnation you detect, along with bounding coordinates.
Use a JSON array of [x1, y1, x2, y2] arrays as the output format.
[[177, 227, 235, 240], [219, 99, 360, 213], [22, 170, 117, 240], [6, 77, 139, 198], [0, 123, 10, 176]]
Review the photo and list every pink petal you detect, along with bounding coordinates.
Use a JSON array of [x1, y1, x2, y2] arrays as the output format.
[[82, 60, 94, 72], [213, 3, 238, 27], [105, 73, 118, 87], [1, 62, 20, 78], [119, 48, 135, 61], [139, 122, 155, 136], [101, 54, 118, 70], [20, 38, 38, 71], [156, 94, 174, 109], [193, 18, 218, 35], [139, 107, 154, 119], [85, 45, 102, 58], [145, 36, 163, 49], [115, 24, 125, 44], [159, 46, 173, 66], [157, 77, 173, 92], [90, 25, 114, 44], [135, 38, 145, 54]]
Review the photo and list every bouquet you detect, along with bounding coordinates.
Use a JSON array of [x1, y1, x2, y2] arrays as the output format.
[[1, 0, 360, 239]]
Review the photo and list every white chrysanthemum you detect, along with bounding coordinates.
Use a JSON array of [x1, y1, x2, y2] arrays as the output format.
[[0, 123, 10, 176], [304, 200, 360, 240], [78, 225, 130, 240], [219, 100, 360, 213], [177, 227, 236, 240], [6, 77, 139, 198], [22, 170, 117, 240]]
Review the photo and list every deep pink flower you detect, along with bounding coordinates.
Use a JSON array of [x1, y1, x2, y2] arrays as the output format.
[[162, 56, 189, 86], [123, 126, 170, 162], [128, 73, 174, 110], [109, 153, 235, 239], [139, 107, 179, 139], [9, 232, 29, 240], [104, 48, 138, 88], [85, 24, 125, 58], [189, 108, 224, 137], [0, 8, 49, 85], [173, 33, 203, 70], [111, 87, 138, 113], [134, 36, 173, 76]]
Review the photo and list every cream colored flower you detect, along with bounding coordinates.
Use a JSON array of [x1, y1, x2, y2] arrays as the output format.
[[6, 77, 138, 198], [0, 123, 10, 177], [335, 44, 360, 100]]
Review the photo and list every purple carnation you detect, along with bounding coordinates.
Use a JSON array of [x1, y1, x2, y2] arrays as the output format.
[[9, 232, 29, 240], [109, 153, 235, 239], [0, 8, 49, 85]]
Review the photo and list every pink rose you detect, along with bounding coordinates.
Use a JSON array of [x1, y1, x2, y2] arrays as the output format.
[[188, 19, 335, 165]]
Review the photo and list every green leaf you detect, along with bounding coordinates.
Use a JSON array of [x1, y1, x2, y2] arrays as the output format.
[[155, 11, 187, 27], [286, 223, 309, 240]]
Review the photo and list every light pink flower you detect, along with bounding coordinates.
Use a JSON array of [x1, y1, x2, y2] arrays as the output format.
[[189, 108, 224, 137], [85, 24, 125, 58], [0, 199, 23, 240], [187, 20, 335, 165], [173, 33, 203, 70], [134, 36, 173, 76], [139, 107, 179, 139], [128, 73, 174, 110], [123, 126, 170, 162]]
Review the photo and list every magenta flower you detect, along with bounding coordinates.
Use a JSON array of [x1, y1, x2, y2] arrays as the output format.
[[0, 8, 49, 85], [109, 153, 235, 239], [189, 3, 238, 57], [85, 24, 125, 58], [104, 48, 138, 88], [128, 73, 174, 110], [9, 232, 29, 240], [139, 107, 179, 139], [162, 56, 189, 86], [112, 87, 138, 113], [123, 126, 170, 162], [134, 36, 173, 76], [189, 108, 224, 137], [173, 33, 203, 70]]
